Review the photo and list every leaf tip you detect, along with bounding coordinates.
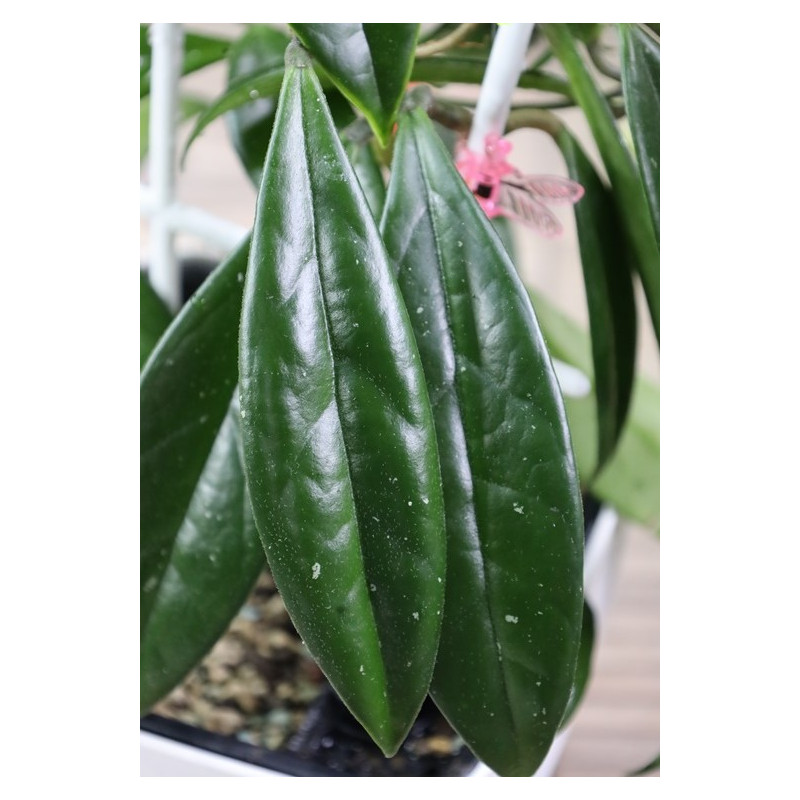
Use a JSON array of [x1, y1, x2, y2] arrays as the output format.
[[285, 38, 312, 69]]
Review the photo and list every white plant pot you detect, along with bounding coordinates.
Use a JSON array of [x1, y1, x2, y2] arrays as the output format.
[[141, 507, 620, 778]]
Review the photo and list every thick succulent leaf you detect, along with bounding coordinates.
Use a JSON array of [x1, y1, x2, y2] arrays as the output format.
[[528, 290, 660, 530], [543, 24, 659, 342], [289, 24, 420, 145], [226, 25, 291, 185], [620, 24, 660, 243], [238, 45, 446, 757], [381, 108, 584, 777], [342, 136, 386, 220], [140, 271, 172, 367], [556, 128, 637, 474], [141, 236, 256, 635], [560, 601, 595, 727], [140, 397, 264, 712]]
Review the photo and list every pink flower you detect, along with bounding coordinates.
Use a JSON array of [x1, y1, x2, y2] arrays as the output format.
[[455, 133, 584, 236]]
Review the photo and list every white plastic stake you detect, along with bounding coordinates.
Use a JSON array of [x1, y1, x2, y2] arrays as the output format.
[[467, 23, 535, 152], [147, 23, 184, 311]]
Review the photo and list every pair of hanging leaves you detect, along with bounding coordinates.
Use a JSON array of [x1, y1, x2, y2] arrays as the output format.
[[141, 31, 584, 777], [239, 41, 583, 774]]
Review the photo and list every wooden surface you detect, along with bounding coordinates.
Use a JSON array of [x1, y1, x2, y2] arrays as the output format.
[[556, 521, 660, 777]]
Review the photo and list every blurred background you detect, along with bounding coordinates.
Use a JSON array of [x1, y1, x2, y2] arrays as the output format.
[[140, 22, 659, 778]]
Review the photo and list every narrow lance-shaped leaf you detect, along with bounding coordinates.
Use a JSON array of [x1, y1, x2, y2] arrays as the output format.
[[238, 43, 446, 757], [141, 237, 265, 711], [140, 271, 172, 367], [289, 24, 420, 146], [543, 23, 659, 342], [141, 398, 262, 711], [381, 108, 584, 777], [555, 127, 637, 474], [620, 23, 660, 244]]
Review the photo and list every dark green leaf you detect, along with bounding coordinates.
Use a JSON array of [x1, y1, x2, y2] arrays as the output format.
[[381, 108, 584, 777], [620, 24, 660, 243], [342, 136, 386, 220], [527, 290, 660, 530], [226, 25, 291, 185], [140, 398, 264, 712], [555, 129, 637, 474], [543, 24, 659, 341], [140, 272, 172, 368], [560, 602, 595, 727], [238, 45, 446, 757], [289, 24, 420, 145], [141, 237, 265, 712]]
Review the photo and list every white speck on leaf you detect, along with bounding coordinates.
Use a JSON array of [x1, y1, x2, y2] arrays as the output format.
[[513, 503, 524, 514], [312, 562, 321, 580], [505, 614, 519, 624], [422, 496, 429, 505], [408, 500, 413, 506], [412, 611, 419, 620]]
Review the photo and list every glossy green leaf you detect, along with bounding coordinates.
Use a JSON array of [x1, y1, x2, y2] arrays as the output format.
[[140, 397, 264, 712], [560, 601, 595, 727], [289, 24, 420, 146], [381, 108, 584, 777], [139, 272, 172, 367], [342, 136, 386, 220], [527, 290, 660, 530], [543, 24, 659, 342], [141, 236, 265, 706], [556, 128, 637, 474], [238, 45, 446, 757], [620, 24, 660, 243], [226, 25, 291, 185]]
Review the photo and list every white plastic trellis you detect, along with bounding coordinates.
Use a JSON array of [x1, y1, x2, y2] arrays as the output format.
[[140, 22, 248, 312]]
